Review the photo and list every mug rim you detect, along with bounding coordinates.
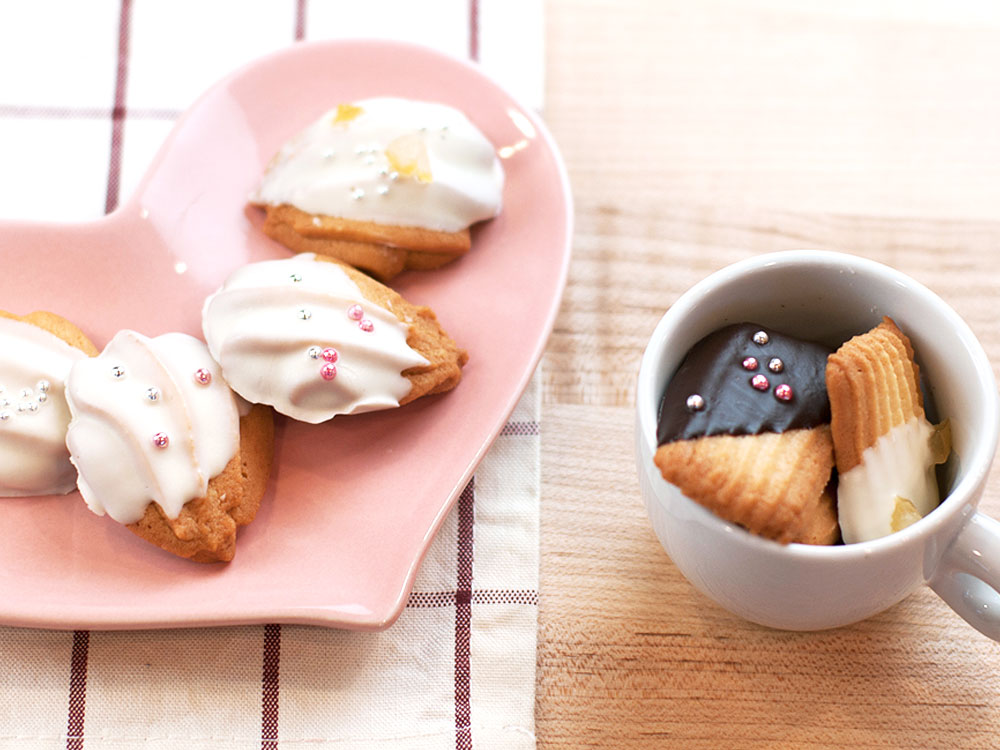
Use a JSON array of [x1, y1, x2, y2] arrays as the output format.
[[636, 249, 1000, 560]]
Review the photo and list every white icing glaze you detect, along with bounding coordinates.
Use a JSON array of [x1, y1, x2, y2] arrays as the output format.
[[0, 317, 88, 496], [838, 417, 939, 544], [250, 97, 504, 233], [65, 331, 239, 525], [202, 254, 429, 424]]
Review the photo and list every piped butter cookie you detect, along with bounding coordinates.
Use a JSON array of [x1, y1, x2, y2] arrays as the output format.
[[65, 330, 274, 562], [250, 98, 504, 281], [654, 323, 838, 545], [826, 317, 949, 543], [0, 310, 97, 497], [202, 253, 467, 424]]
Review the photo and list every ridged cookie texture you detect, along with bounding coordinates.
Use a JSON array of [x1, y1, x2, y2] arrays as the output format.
[[0, 311, 97, 497], [65, 330, 273, 562], [655, 427, 838, 545], [202, 253, 467, 424], [251, 97, 504, 281], [655, 323, 837, 545], [827, 317, 946, 543]]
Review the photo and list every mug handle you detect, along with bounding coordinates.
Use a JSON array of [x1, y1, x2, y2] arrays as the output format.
[[929, 512, 1000, 640]]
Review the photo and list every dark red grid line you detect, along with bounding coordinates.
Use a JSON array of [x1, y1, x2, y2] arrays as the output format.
[[454, 478, 475, 750], [407, 589, 539, 608], [474, 589, 538, 605], [105, 0, 134, 214], [66, 630, 89, 750], [294, 0, 307, 40], [408, 591, 457, 608], [500, 420, 540, 437], [0, 104, 181, 120], [469, 0, 480, 62], [261, 623, 281, 750]]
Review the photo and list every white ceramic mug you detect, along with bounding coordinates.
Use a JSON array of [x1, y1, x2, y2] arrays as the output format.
[[635, 250, 1000, 638]]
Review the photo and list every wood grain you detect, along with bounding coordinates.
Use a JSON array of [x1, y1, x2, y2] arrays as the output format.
[[538, 1, 1000, 747]]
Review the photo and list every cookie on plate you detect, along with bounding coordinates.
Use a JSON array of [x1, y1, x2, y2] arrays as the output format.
[[65, 330, 274, 562], [202, 253, 467, 424], [826, 317, 949, 543], [0, 310, 97, 497], [654, 323, 838, 545], [250, 98, 504, 281]]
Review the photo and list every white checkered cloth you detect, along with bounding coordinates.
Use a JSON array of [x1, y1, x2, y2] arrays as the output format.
[[0, 2, 543, 748]]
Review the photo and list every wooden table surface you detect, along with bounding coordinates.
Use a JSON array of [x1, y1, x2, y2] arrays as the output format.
[[536, 2, 1000, 747]]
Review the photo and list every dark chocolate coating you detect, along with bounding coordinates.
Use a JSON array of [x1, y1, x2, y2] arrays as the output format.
[[656, 323, 832, 445]]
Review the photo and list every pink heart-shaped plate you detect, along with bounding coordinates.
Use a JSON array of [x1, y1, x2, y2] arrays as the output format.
[[0, 39, 571, 630]]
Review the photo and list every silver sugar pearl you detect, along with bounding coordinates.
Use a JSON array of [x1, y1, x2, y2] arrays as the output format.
[[768, 357, 784, 373], [26, 401, 39, 413], [307, 346, 321, 359], [351, 187, 365, 200], [111, 365, 126, 379], [297, 309, 312, 320], [37, 392, 47, 403], [752, 330, 769, 346], [0, 385, 5, 394], [377, 185, 390, 196], [321, 148, 336, 159], [686, 394, 706, 412], [290, 273, 303, 282], [0, 411, 10, 422], [36, 380, 50, 393], [19, 387, 32, 398], [145, 387, 161, 402], [16, 402, 28, 413], [388, 171, 399, 181], [0, 399, 9, 408], [378, 167, 390, 177]]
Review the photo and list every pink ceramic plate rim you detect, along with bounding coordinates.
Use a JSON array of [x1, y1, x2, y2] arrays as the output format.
[[0, 39, 572, 630]]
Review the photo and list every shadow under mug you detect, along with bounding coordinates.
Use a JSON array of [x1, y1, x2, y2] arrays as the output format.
[[635, 250, 1000, 639]]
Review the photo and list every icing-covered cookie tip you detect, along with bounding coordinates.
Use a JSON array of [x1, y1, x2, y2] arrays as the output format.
[[202, 254, 430, 424], [65, 330, 239, 524], [0, 316, 89, 497], [250, 97, 504, 233]]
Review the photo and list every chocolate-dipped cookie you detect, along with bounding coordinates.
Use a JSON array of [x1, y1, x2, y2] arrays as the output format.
[[654, 323, 838, 545]]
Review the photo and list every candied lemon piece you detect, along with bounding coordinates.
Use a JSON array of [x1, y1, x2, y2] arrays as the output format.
[[385, 134, 433, 183], [890, 496, 922, 533], [332, 103, 364, 124], [931, 419, 952, 465]]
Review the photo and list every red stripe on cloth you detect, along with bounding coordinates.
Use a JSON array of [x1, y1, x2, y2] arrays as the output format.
[[66, 630, 89, 750], [105, 0, 134, 214], [455, 479, 475, 749], [0, 104, 180, 120], [407, 589, 539, 608], [294, 0, 307, 40], [500, 420, 540, 437], [474, 589, 539, 606], [469, 0, 480, 61], [261, 623, 281, 750]]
